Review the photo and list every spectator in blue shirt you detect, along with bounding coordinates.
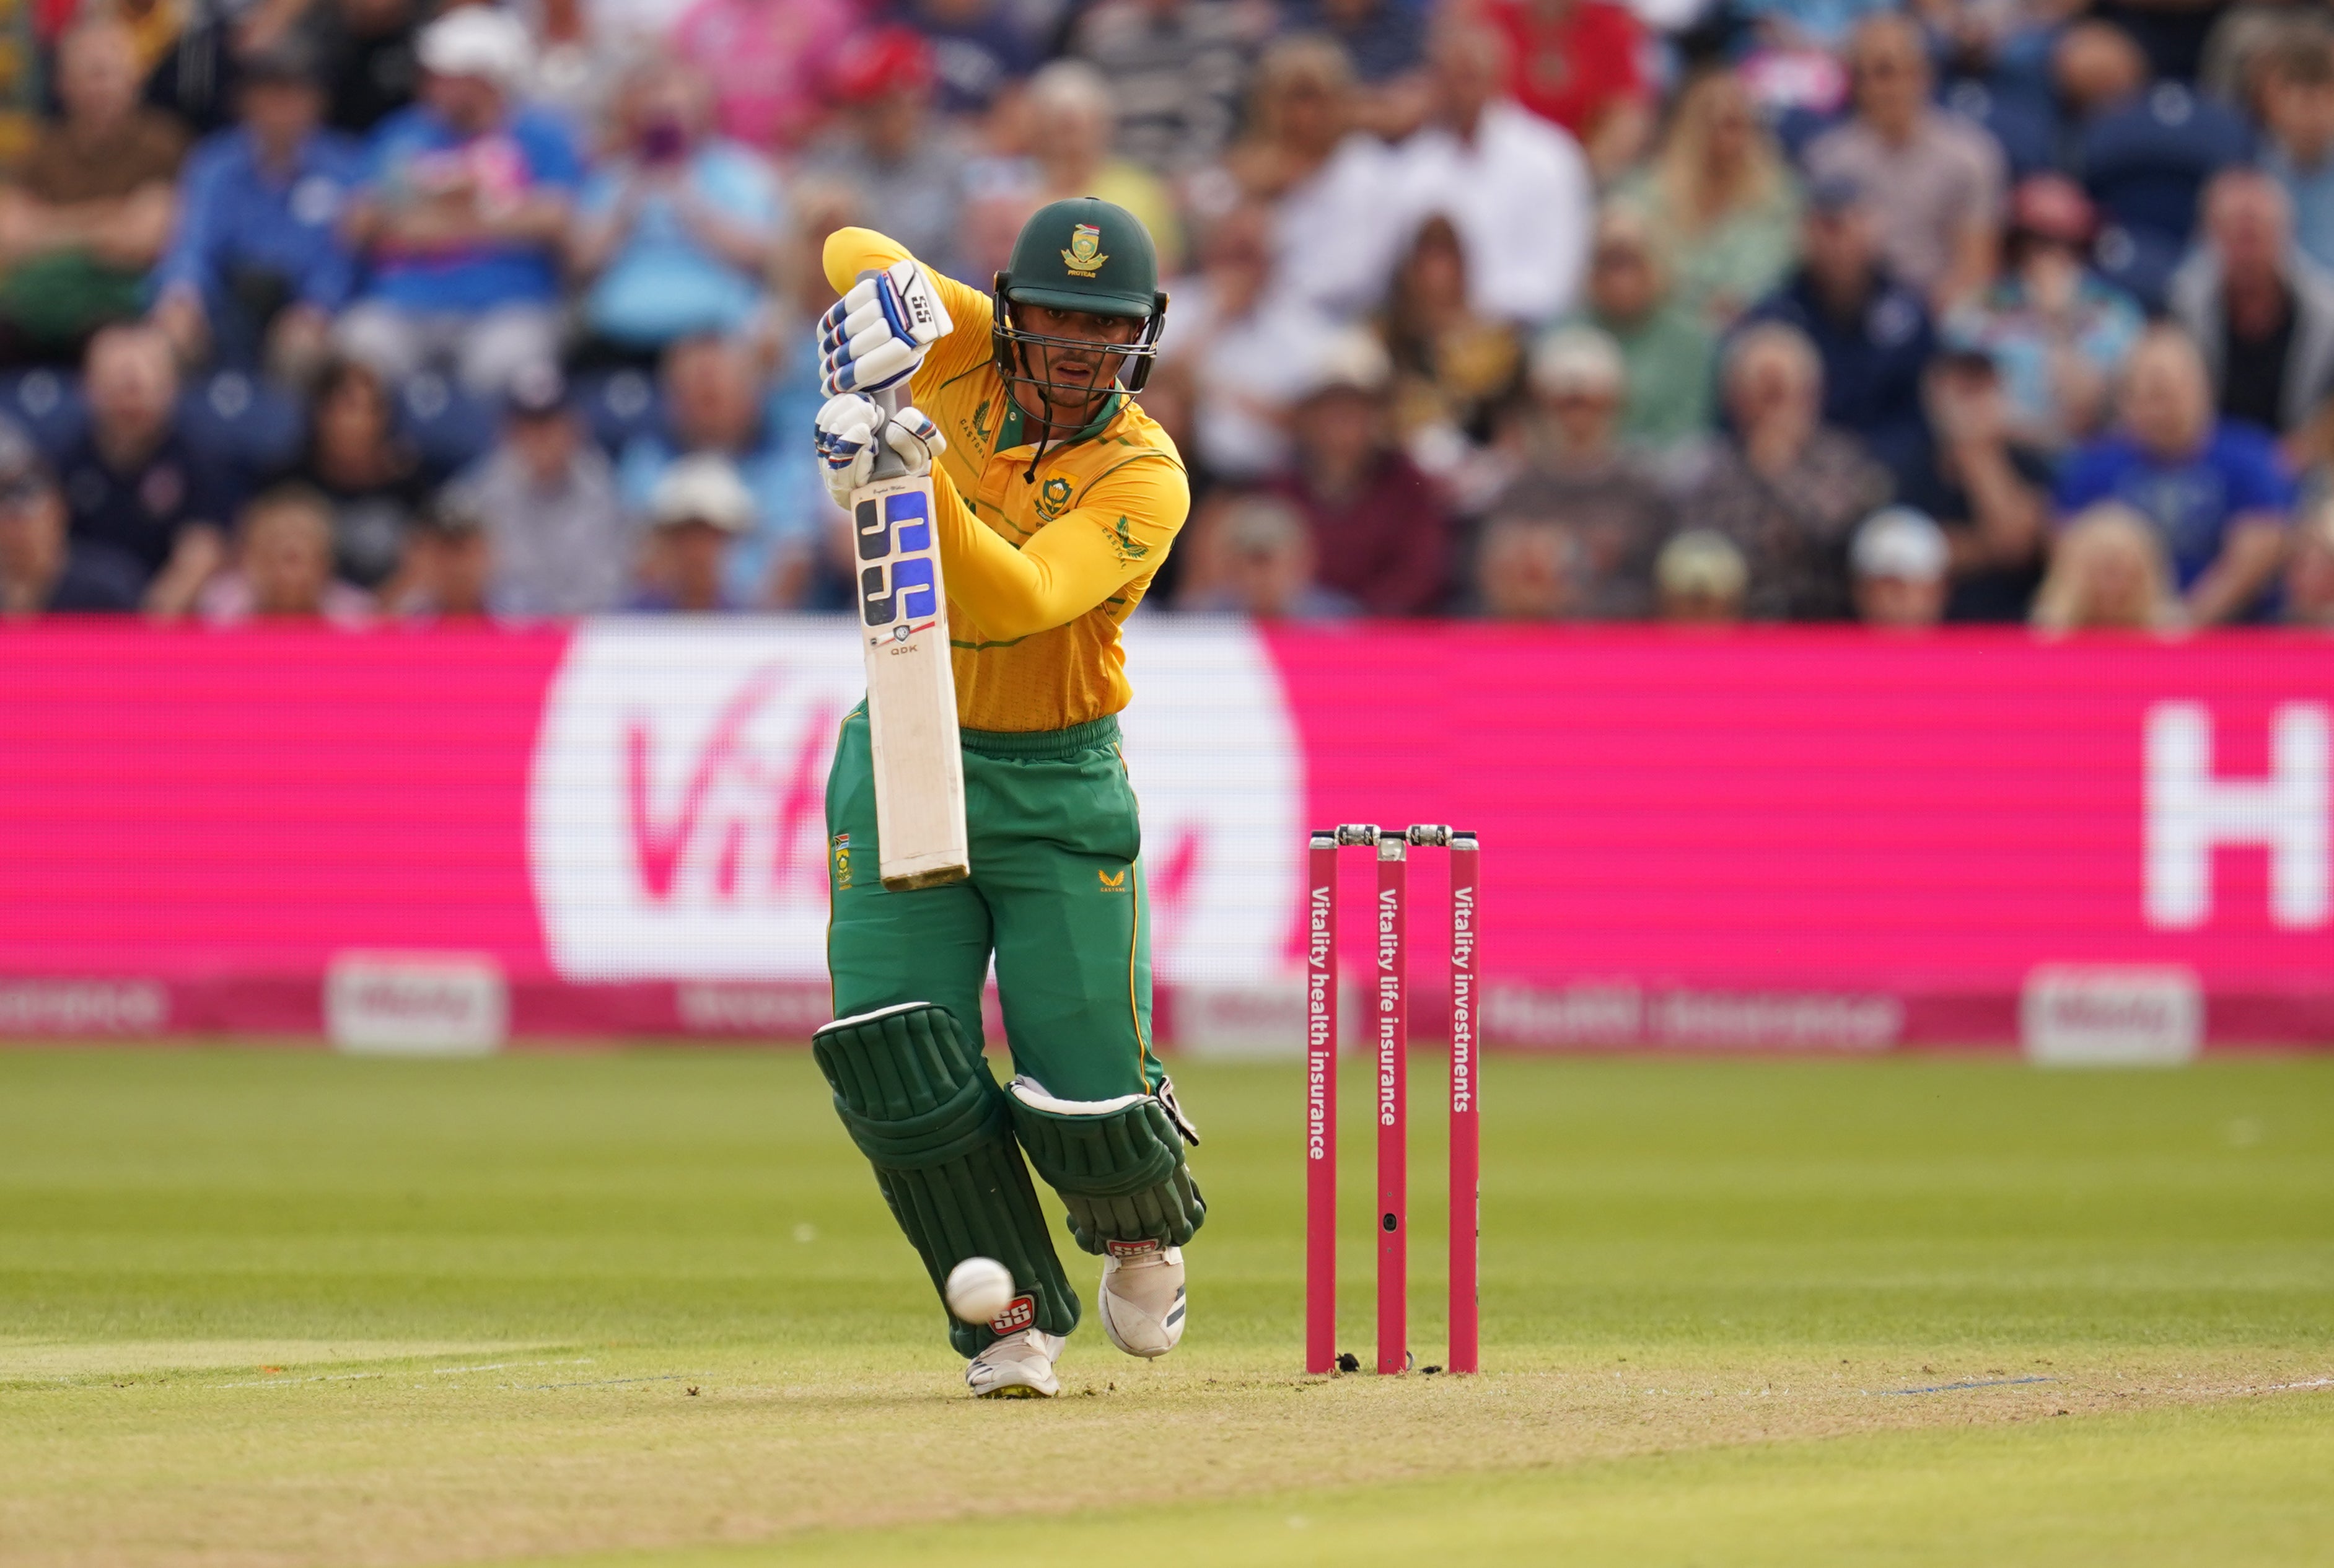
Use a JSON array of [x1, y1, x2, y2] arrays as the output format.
[[335, 8, 581, 398], [55, 324, 239, 616], [569, 58, 784, 365], [1741, 174, 1934, 489], [1943, 174, 2144, 454], [151, 37, 365, 381], [0, 419, 143, 615], [2056, 325, 2294, 623], [2056, 22, 2251, 309]]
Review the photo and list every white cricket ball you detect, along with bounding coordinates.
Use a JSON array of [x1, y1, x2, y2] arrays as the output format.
[[945, 1256, 1017, 1324]]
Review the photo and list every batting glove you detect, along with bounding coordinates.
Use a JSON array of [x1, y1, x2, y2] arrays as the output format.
[[815, 393, 947, 509], [818, 258, 955, 397]]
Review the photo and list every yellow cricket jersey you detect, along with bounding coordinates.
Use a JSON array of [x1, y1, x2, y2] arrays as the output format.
[[823, 227, 1190, 733]]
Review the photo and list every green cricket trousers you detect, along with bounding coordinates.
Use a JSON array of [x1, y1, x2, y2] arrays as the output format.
[[825, 706, 1164, 1106]]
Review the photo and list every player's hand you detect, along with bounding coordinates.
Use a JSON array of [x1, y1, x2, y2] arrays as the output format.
[[815, 393, 947, 507], [818, 258, 954, 397]]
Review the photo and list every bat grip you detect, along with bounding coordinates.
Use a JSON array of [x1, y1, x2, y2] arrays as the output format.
[[869, 384, 908, 483]]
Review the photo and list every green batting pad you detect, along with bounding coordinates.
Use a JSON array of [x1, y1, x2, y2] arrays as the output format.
[[812, 1004, 1077, 1356], [1005, 1077, 1206, 1255]]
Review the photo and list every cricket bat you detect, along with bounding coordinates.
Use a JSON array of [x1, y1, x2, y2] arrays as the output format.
[[854, 382, 970, 891]]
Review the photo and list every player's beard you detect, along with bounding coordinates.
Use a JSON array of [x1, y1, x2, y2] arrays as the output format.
[[1033, 346, 1122, 431]]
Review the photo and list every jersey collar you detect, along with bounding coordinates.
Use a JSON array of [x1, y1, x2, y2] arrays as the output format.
[[996, 389, 1125, 456]]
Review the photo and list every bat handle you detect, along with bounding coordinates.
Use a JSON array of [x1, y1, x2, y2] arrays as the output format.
[[869, 384, 908, 483]]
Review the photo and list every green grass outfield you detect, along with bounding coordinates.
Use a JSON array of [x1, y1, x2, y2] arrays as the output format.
[[1, 1047, 2328, 1567]]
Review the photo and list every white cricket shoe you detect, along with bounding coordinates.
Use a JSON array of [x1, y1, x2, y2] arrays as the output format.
[[1097, 1241, 1186, 1358], [965, 1329, 1065, 1398]]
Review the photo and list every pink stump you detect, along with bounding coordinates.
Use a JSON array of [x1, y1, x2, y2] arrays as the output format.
[[1447, 833, 1480, 1373], [1376, 833, 1408, 1375], [1304, 832, 1339, 1375]]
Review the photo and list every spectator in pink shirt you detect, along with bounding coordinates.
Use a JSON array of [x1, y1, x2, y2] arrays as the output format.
[[670, 0, 854, 151]]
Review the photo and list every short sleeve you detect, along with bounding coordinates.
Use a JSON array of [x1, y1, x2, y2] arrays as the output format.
[[2223, 432, 2297, 520]]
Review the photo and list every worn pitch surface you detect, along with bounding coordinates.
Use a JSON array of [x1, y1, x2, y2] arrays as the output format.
[[2, 1048, 2328, 1567]]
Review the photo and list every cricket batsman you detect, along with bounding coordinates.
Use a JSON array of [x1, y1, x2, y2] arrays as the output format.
[[807, 198, 1200, 1398]]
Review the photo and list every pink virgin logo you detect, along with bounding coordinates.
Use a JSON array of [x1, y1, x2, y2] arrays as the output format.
[[623, 668, 836, 904]]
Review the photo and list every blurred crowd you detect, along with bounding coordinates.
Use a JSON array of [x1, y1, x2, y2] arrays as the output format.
[[3, 0, 2334, 631]]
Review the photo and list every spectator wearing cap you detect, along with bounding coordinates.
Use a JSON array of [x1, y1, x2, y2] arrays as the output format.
[[309, 0, 424, 137], [1897, 351, 2050, 622], [0, 17, 186, 362], [626, 454, 755, 613], [1942, 174, 2144, 455], [2169, 169, 2334, 455], [965, 61, 1184, 279], [1179, 491, 1358, 620], [2261, 32, 2334, 276], [1804, 15, 2005, 312], [617, 335, 818, 608], [1491, 324, 1670, 620], [197, 484, 374, 625], [2283, 498, 2334, 626], [1074, 0, 1269, 178], [274, 357, 435, 590], [569, 57, 784, 365], [2056, 325, 2292, 624], [1849, 506, 1950, 628], [56, 323, 237, 616], [797, 26, 968, 279], [0, 423, 143, 615], [2030, 500, 2185, 632], [1615, 69, 1802, 330], [2055, 22, 2251, 309], [1653, 528, 1748, 625], [150, 37, 365, 379], [336, 8, 583, 399], [449, 364, 631, 616], [1562, 204, 1714, 453], [1484, 0, 1653, 183], [1675, 322, 1892, 621], [1270, 327, 1455, 616], [1387, 19, 1592, 328], [1741, 173, 1936, 489]]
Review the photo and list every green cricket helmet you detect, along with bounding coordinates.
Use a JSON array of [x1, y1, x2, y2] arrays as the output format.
[[991, 196, 1169, 424]]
